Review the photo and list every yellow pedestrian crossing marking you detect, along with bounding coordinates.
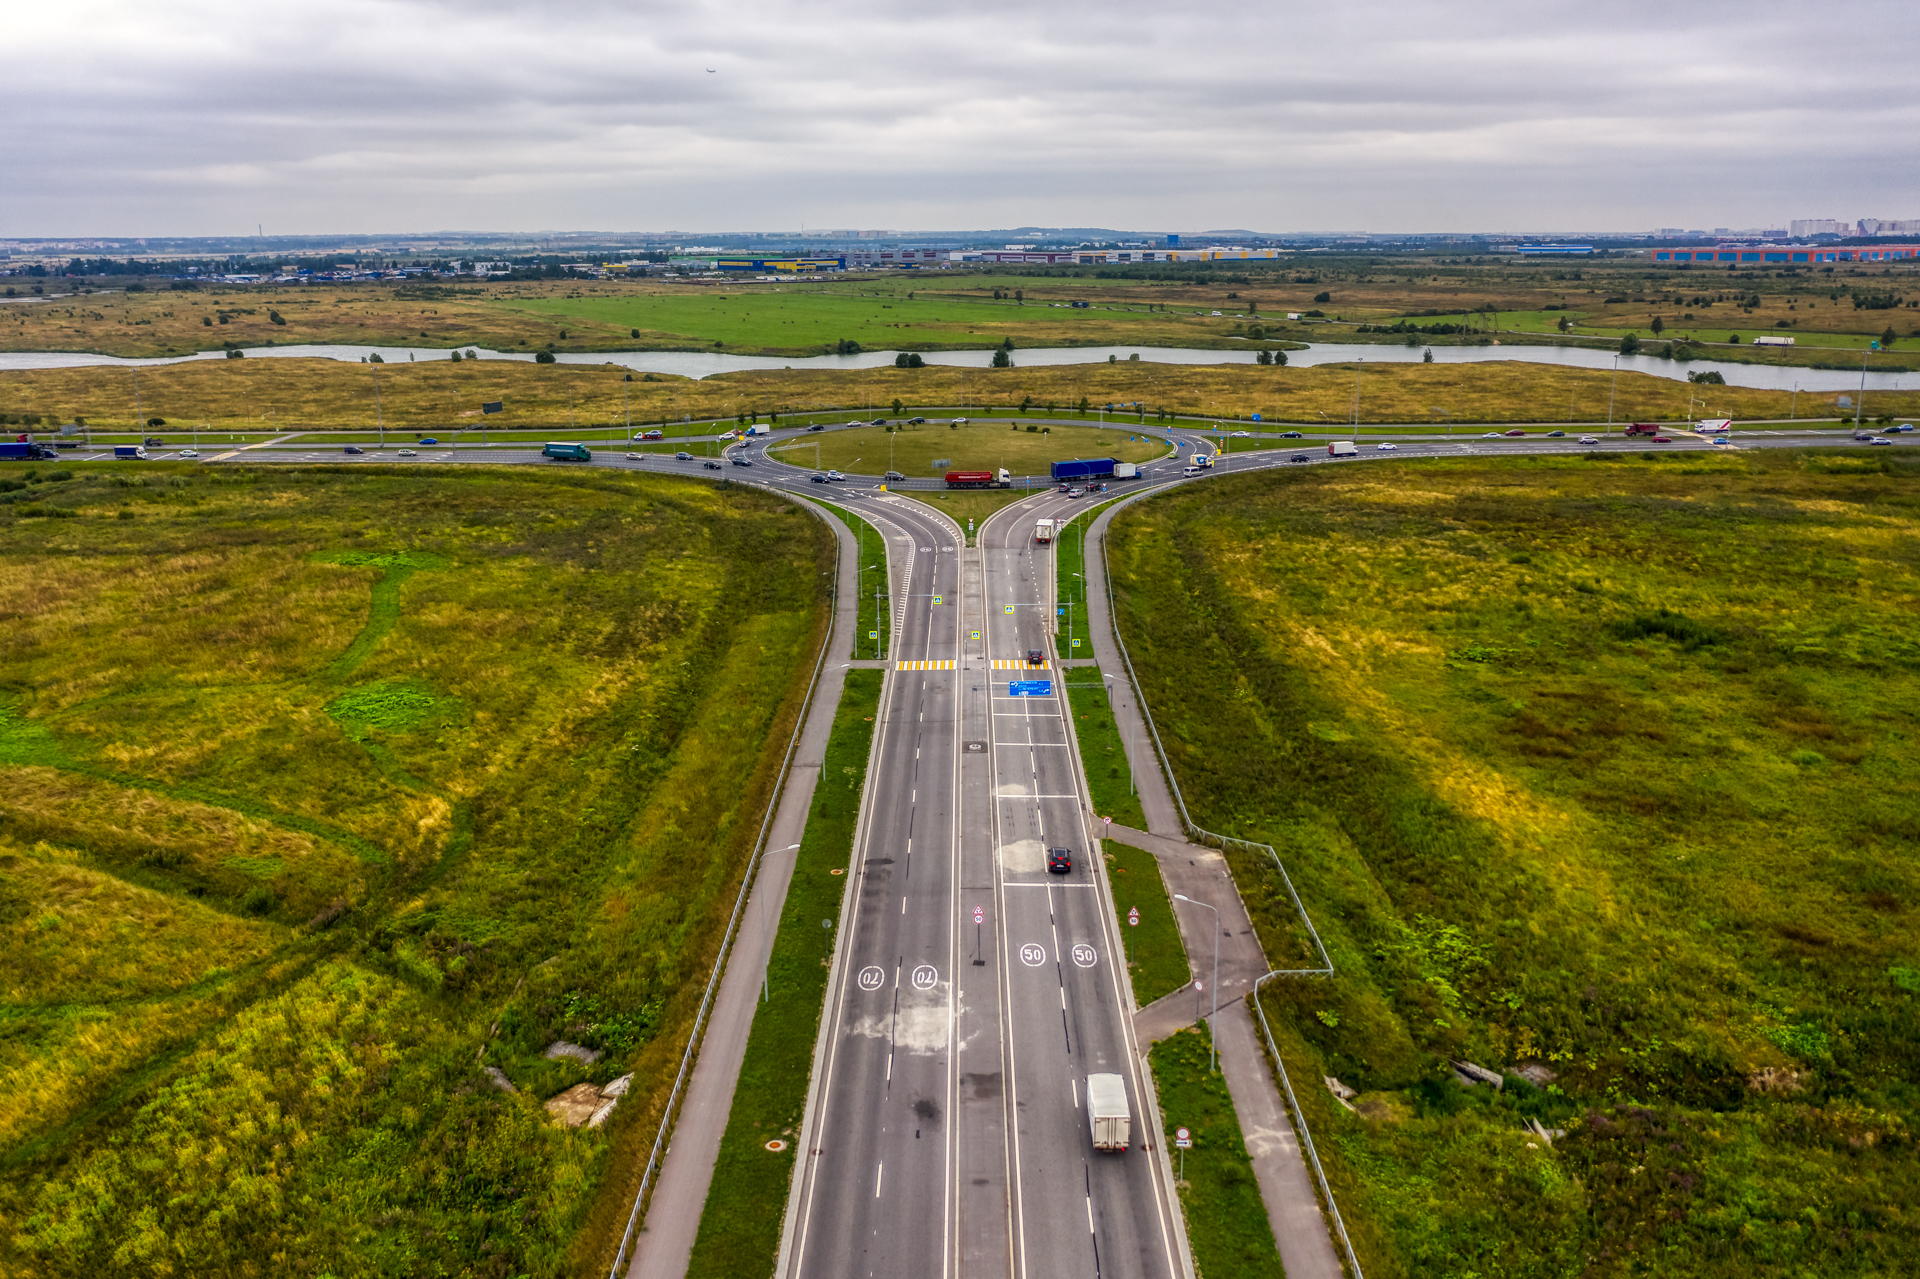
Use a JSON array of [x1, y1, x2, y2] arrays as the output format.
[[895, 660, 957, 671], [990, 659, 1051, 669]]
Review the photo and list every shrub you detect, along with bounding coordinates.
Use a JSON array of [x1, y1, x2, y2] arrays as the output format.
[[1612, 607, 1722, 650], [534, 351, 556, 364]]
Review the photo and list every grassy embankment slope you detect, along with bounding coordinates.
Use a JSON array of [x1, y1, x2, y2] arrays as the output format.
[[9, 358, 1913, 440], [0, 462, 830, 1276], [1106, 451, 1920, 1277]]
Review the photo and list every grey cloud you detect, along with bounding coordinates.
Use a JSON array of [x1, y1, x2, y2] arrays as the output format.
[[1, 0, 1915, 235]]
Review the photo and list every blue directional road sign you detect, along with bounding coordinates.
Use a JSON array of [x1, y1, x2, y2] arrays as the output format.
[[1009, 680, 1053, 697]]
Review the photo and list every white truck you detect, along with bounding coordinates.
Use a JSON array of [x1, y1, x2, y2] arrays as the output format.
[[1751, 335, 1795, 346], [1087, 1073, 1131, 1151], [745, 424, 771, 436], [1113, 461, 1138, 479], [1695, 418, 1732, 434], [1327, 440, 1358, 458], [1034, 518, 1055, 543]]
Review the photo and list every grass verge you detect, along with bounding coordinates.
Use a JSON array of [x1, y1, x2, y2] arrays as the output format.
[[1066, 670, 1146, 829], [1151, 1021, 1286, 1279], [1102, 841, 1188, 1005], [682, 669, 884, 1279], [807, 499, 890, 659]]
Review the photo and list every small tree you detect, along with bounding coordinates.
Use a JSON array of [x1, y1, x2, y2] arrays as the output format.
[[1651, 316, 1665, 336], [1882, 325, 1898, 348], [1423, 348, 1434, 363], [891, 397, 904, 417], [1015, 290, 1023, 304], [992, 348, 1011, 368], [1619, 334, 1641, 355]]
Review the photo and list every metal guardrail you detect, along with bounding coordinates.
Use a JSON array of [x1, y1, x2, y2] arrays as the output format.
[[605, 493, 843, 1279], [1094, 489, 1366, 1279]]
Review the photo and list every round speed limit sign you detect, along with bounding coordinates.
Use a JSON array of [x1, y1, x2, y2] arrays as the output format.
[[1128, 907, 1140, 927], [974, 905, 985, 924]]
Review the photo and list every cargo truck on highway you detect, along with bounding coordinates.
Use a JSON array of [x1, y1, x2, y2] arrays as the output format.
[[945, 468, 1012, 489], [745, 424, 771, 436], [1327, 440, 1357, 458], [1087, 1073, 1131, 1151], [0, 442, 58, 461], [1624, 422, 1662, 437], [113, 445, 147, 460], [1051, 457, 1116, 481], [1112, 461, 1138, 479], [541, 442, 592, 461], [1034, 518, 1054, 543]]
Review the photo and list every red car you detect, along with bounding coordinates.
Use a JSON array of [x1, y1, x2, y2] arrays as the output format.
[[1650, 436, 1673, 443], [1503, 429, 1526, 437]]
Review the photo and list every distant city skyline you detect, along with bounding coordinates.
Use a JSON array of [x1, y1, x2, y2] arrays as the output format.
[[2, 0, 1914, 239]]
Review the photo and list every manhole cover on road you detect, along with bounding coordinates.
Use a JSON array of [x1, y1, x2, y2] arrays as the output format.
[[965, 741, 987, 753]]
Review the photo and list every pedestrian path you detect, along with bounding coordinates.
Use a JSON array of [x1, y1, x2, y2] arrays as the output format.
[[895, 659, 955, 670], [989, 657, 1050, 669]]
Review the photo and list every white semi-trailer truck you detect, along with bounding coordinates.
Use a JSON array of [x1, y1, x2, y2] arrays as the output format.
[[1087, 1073, 1131, 1151]]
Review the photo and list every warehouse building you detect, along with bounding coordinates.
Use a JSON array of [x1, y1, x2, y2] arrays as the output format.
[[1653, 245, 1920, 264]]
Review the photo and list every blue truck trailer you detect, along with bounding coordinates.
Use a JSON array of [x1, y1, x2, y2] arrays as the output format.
[[0, 442, 59, 461], [1050, 457, 1117, 481]]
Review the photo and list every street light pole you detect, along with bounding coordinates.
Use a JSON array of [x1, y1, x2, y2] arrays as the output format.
[[1172, 893, 1220, 1073]]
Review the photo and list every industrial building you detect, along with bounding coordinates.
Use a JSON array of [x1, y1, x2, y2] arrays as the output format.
[[1652, 245, 1920, 264]]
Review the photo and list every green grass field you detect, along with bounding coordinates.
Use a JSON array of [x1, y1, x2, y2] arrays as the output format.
[[683, 669, 881, 1279], [769, 422, 1169, 477], [1108, 450, 1920, 1278], [1067, 668, 1147, 830], [0, 460, 831, 1276]]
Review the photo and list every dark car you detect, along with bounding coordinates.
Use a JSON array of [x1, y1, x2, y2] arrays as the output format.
[[1546, 430, 1566, 438], [1026, 649, 1045, 666], [703, 460, 722, 469], [675, 450, 693, 460], [1280, 431, 1303, 438], [1291, 453, 1309, 463], [807, 423, 825, 432], [1047, 847, 1073, 874], [344, 445, 365, 455], [731, 455, 753, 466], [884, 470, 906, 481], [809, 473, 828, 483], [1503, 429, 1526, 437], [1650, 436, 1673, 443], [144, 436, 165, 446], [870, 418, 887, 426], [908, 417, 926, 424]]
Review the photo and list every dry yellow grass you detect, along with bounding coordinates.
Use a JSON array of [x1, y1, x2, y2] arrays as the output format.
[[4, 357, 1913, 436]]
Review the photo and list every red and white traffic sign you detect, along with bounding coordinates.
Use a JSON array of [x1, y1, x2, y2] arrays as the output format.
[[973, 905, 985, 924], [1127, 907, 1140, 927], [1174, 1126, 1192, 1149]]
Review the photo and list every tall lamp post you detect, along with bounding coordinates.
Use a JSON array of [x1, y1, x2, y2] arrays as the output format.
[[1172, 894, 1219, 1072], [1102, 672, 1134, 796]]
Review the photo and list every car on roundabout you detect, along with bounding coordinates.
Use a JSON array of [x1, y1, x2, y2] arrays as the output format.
[[1066, 487, 1083, 497], [1231, 430, 1251, 437], [703, 460, 723, 469]]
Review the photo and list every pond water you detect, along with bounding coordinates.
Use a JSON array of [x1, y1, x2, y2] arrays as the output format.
[[0, 340, 1909, 393]]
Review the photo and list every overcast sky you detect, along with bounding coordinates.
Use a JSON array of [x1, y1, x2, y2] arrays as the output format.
[[4, 0, 1916, 238]]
